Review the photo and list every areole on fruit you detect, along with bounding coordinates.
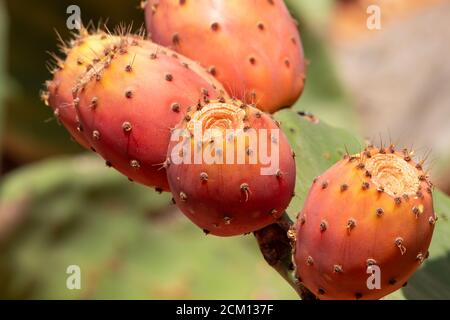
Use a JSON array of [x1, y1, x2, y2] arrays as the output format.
[[166, 99, 296, 236]]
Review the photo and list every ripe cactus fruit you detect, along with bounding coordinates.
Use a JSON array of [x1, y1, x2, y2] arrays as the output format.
[[144, 0, 306, 113], [42, 29, 117, 149], [166, 99, 296, 236], [294, 146, 435, 300], [74, 33, 227, 191]]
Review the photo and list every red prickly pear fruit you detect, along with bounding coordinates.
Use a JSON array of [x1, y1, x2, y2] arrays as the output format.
[[294, 147, 435, 300], [42, 29, 116, 149], [166, 99, 296, 236], [74, 34, 228, 191], [144, 0, 306, 114]]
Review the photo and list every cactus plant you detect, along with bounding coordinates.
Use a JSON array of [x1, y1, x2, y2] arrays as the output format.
[[1, 0, 449, 301]]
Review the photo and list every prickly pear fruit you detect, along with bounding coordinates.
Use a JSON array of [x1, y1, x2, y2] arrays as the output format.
[[42, 29, 117, 149], [145, 0, 306, 114], [166, 99, 296, 236], [294, 146, 435, 300], [74, 33, 227, 191]]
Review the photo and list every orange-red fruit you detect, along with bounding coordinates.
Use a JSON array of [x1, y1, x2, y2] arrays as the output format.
[[166, 99, 296, 236], [294, 147, 435, 300], [74, 33, 227, 191], [43, 30, 116, 148], [145, 0, 306, 113]]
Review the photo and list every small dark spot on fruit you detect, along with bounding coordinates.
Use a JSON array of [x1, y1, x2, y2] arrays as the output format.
[[320, 220, 327, 232], [171, 103, 180, 112], [211, 22, 220, 31], [200, 172, 208, 181]]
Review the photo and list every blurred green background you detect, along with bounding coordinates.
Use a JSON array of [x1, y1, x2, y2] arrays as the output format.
[[0, 0, 449, 299]]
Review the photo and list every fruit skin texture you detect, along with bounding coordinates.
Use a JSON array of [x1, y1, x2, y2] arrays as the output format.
[[166, 99, 296, 236], [145, 0, 306, 114], [43, 30, 116, 149], [74, 34, 227, 191], [294, 147, 435, 300]]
